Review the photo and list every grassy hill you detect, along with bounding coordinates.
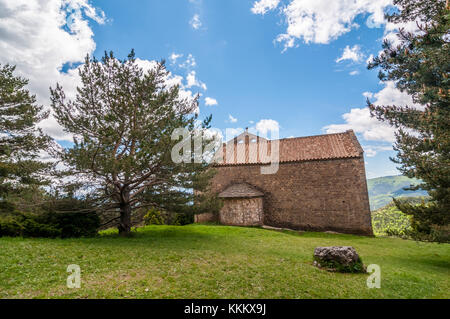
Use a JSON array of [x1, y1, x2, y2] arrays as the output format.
[[367, 175, 428, 210], [0, 224, 449, 299]]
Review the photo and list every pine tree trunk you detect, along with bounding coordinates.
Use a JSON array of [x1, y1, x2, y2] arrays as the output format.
[[118, 200, 132, 236]]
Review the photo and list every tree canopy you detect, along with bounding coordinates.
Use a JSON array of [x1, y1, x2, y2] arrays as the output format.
[[368, 0, 449, 239], [0, 64, 53, 212], [50, 50, 218, 235]]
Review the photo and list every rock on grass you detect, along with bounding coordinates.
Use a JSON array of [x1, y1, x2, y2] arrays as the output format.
[[313, 246, 366, 273]]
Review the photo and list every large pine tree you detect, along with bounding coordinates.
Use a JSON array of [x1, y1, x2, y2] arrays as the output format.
[[0, 64, 53, 212], [50, 51, 217, 236], [368, 0, 449, 237]]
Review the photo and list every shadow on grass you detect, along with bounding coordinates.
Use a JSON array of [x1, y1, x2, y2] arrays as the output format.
[[389, 254, 450, 272]]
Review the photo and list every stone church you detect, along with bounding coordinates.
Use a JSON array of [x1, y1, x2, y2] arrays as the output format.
[[197, 129, 373, 236]]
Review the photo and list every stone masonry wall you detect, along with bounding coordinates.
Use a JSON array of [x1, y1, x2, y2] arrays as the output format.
[[220, 197, 263, 226], [210, 157, 373, 235]]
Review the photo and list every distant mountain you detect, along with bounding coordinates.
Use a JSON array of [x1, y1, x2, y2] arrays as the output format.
[[366, 175, 428, 211]]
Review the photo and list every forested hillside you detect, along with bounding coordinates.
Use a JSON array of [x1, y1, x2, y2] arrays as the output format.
[[367, 175, 428, 210]]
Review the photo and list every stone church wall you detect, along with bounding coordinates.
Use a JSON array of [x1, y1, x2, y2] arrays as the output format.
[[210, 157, 373, 235]]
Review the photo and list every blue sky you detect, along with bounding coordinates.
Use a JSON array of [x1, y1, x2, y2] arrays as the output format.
[[0, 0, 418, 178]]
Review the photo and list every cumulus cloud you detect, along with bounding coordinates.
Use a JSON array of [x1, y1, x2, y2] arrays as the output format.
[[362, 91, 374, 99], [323, 81, 424, 146], [336, 45, 364, 63], [134, 58, 199, 107], [204, 97, 218, 106], [190, 14, 202, 30], [186, 71, 207, 90], [166, 52, 208, 105], [324, 107, 396, 142], [349, 70, 359, 76], [255, 119, 279, 136], [0, 0, 206, 141], [251, 0, 280, 15], [0, 0, 107, 141], [251, 0, 392, 50], [134, 58, 159, 72]]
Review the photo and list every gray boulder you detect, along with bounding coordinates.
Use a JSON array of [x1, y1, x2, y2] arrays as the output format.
[[313, 246, 365, 273]]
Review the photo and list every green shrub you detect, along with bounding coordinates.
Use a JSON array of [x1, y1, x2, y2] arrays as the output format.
[[371, 201, 449, 243], [172, 212, 194, 226], [38, 211, 99, 238], [21, 218, 61, 238], [406, 224, 450, 243], [38, 197, 100, 237], [0, 212, 61, 238], [371, 203, 413, 237], [143, 208, 165, 225], [0, 210, 99, 238], [429, 224, 450, 243], [394, 199, 449, 237], [143, 208, 193, 226], [0, 217, 22, 237]]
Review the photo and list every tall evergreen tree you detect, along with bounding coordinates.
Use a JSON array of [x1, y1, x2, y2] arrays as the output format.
[[50, 50, 218, 236], [368, 0, 449, 237], [0, 64, 53, 212]]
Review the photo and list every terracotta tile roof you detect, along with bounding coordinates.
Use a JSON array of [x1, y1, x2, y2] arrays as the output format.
[[218, 183, 264, 198], [213, 130, 363, 166]]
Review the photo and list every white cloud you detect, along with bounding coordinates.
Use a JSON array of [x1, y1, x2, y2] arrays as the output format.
[[323, 81, 424, 143], [363, 145, 393, 157], [362, 91, 374, 99], [135, 58, 199, 110], [204, 97, 218, 106], [383, 20, 420, 48], [186, 70, 207, 90], [0, 1, 204, 140], [0, 0, 107, 141], [366, 54, 374, 64], [226, 127, 243, 136], [190, 14, 202, 30], [336, 45, 364, 63], [179, 53, 196, 69], [255, 119, 279, 135], [324, 107, 396, 142], [371, 81, 423, 110], [228, 114, 238, 123], [134, 58, 159, 72], [349, 70, 359, 76], [169, 52, 183, 64], [251, 0, 280, 15], [251, 0, 392, 49]]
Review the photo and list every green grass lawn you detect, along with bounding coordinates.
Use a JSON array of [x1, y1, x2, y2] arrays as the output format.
[[0, 224, 449, 299]]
